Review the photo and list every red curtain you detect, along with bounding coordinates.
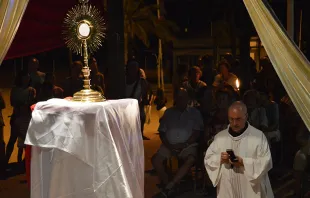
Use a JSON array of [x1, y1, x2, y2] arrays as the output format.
[[4, 0, 104, 60]]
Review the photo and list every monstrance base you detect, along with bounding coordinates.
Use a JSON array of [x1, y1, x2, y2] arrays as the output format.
[[72, 89, 106, 102]]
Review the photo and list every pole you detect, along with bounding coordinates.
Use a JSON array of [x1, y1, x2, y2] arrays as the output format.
[[298, 10, 302, 49], [157, 0, 164, 90], [287, 0, 294, 40]]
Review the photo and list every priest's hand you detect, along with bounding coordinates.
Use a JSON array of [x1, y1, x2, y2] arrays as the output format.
[[221, 152, 230, 164], [230, 156, 244, 168]]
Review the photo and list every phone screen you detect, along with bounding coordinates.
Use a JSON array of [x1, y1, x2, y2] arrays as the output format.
[[226, 149, 238, 162]]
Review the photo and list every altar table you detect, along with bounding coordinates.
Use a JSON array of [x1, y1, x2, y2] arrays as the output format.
[[25, 99, 144, 198]]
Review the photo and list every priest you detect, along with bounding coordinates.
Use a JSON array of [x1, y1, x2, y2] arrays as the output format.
[[205, 101, 274, 198]]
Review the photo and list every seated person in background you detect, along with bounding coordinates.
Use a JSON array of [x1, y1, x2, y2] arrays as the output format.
[[213, 60, 238, 92], [151, 88, 204, 197], [172, 64, 188, 102], [209, 90, 232, 139], [199, 86, 216, 127], [63, 61, 83, 97], [38, 73, 64, 101], [243, 90, 268, 132], [293, 122, 310, 198], [199, 87, 217, 151], [199, 55, 217, 86], [89, 57, 105, 94], [182, 66, 207, 108], [260, 91, 280, 142]]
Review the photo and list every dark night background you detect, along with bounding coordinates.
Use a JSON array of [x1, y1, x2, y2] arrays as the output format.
[[0, 0, 309, 87]]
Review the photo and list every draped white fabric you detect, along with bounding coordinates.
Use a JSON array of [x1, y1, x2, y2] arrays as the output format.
[[25, 99, 144, 198], [0, 0, 29, 64], [243, 0, 310, 131]]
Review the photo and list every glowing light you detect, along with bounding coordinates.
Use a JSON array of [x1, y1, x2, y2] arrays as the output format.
[[236, 79, 240, 90], [78, 22, 91, 38]]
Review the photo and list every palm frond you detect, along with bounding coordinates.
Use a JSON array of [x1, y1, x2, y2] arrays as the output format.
[[123, 0, 179, 46], [124, 0, 142, 17], [132, 22, 150, 47]]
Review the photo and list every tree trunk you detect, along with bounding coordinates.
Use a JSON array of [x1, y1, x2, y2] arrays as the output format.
[[105, 0, 125, 99], [124, 22, 134, 63]]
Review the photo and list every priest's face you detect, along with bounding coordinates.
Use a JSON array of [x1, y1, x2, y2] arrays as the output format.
[[228, 108, 247, 132]]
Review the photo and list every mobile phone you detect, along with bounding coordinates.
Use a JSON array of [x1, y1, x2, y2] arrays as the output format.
[[226, 149, 238, 162]]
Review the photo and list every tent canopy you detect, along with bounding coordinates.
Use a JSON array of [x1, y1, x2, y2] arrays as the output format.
[[4, 0, 104, 60]]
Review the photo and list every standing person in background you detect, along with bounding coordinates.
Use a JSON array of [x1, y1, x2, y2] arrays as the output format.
[[89, 57, 105, 94], [28, 58, 45, 97], [154, 88, 167, 120], [0, 91, 5, 178], [6, 71, 36, 168], [125, 60, 151, 140], [139, 67, 154, 125], [139, 68, 146, 79]]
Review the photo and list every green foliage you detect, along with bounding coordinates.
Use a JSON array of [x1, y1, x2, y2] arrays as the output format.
[[123, 0, 179, 47]]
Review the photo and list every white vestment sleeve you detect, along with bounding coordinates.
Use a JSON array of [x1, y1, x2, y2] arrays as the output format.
[[204, 139, 222, 187], [243, 132, 272, 186]]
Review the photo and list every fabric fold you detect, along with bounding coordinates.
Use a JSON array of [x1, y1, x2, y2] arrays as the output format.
[[243, 0, 310, 131], [243, 133, 272, 185], [0, 0, 29, 64], [204, 140, 222, 187], [25, 99, 144, 198]]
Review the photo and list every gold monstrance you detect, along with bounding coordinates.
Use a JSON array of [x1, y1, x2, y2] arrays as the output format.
[[63, 0, 106, 102]]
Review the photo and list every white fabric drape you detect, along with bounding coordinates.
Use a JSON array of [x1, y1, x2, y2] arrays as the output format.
[[26, 99, 144, 198], [0, 0, 29, 64], [243, 0, 310, 131]]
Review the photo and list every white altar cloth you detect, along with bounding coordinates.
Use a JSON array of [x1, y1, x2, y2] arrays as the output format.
[[25, 99, 144, 198]]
